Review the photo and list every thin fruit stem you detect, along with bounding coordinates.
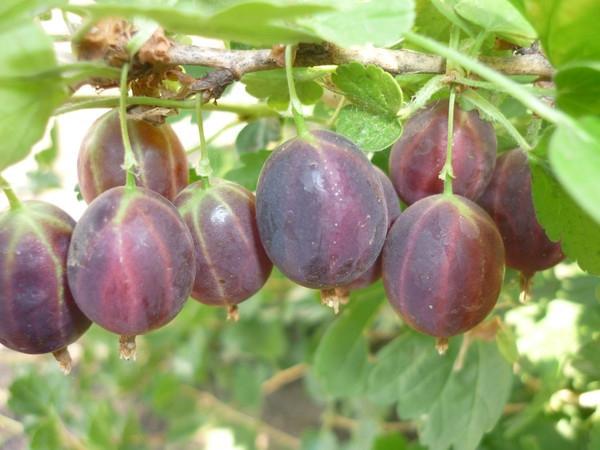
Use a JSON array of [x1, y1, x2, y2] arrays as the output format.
[[186, 119, 241, 155], [403, 31, 576, 131], [326, 96, 345, 128], [118, 63, 137, 191], [441, 88, 457, 195], [284, 45, 312, 141], [0, 175, 21, 210], [55, 95, 277, 118], [195, 94, 212, 185]]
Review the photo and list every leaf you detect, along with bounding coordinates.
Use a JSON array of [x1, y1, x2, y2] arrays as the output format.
[[507, 0, 600, 67], [530, 153, 600, 274], [332, 63, 403, 117], [454, 0, 536, 46], [555, 62, 600, 117], [336, 105, 402, 152], [299, 0, 415, 47], [0, 21, 67, 171], [312, 284, 384, 398], [367, 332, 456, 412], [496, 323, 519, 364], [221, 317, 287, 361], [28, 417, 62, 450], [235, 119, 281, 153], [372, 433, 410, 450], [368, 333, 512, 450], [224, 150, 271, 191], [78, 1, 332, 46], [8, 372, 68, 416], [0, 0, 66, 31], [301, 430, 339, 450], [242, 68, 326, 110], [549, 117, 600, 225], [419, 341, 513, 450]]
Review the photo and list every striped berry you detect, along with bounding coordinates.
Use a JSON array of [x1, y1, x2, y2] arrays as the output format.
[[383, 194, 504, 341], [77, 109, 188, 203], [389, 100, 497, 205], [174, 178, 272, 319], [67, 186, 195, 359]]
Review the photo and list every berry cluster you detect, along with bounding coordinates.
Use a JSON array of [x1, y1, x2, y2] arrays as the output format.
[[0, 100, 563, 369]]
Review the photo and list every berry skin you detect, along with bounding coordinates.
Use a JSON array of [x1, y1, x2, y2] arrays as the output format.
[[67, 187, 195, 358], [0, 201, 91, 371], [383, 194, 505, 339], [389, 100, 497, 205], [77, 109, 188, 203], [256, 130, 388, 292], [175, 178, 272, 317], [478, 148, 564, 281]]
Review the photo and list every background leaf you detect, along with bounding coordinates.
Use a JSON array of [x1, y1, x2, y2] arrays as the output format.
[[312, 284, 384, 398], [0, 21, 66, 171], [299, 0, 415, 47], [549, 117, 600, 225], [555, 63, 600, 117], [507, 0, 600, 67]]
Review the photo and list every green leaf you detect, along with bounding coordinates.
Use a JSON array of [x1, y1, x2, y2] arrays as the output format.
[[413, 0, 452, 42], [496, 323, 519, 364], [454, 0, 536, 46], [299, 0, 415, 47], [549, 117, 600, 225], [332, 63, 403, 117], [368, 333, 512, 450], [235, 119, 281, 153], [507, 0, 600, 67], [336, 105, 402, 152], [571, 338, 600, 379], [221, 317, 287, 361], [312, 284, 384, 398], [301, 430, 339, 450], [419, 341, 513, 450], [242, 68, 326, 110], [0, 21, 66, 171], [555, 62, 600, 117], [372, 433, 410, 450], [8, 372, 68, 416], [224, 150, 271, 191], [530, 152, 600, 275], [28, 416, 62, 450], [367, 332, 456, 412], [77, 1, 332, 46], [0, 0, 66, 31]]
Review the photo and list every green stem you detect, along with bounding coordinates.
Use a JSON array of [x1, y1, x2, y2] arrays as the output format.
[[284, 45, 311, 140], [403, 31, 574, 129], [461, 89, 532, 151], [0, 175, 21, 210], [398, 75, 446, 119], [326, 97, 345, 128], [187, 119, 241, 154], [118, 63, 137, 190], [452, 74, 554, 96], [55, 95, 277, 118], [195, 94, 212, 184], [441, 89, 457, 195]]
